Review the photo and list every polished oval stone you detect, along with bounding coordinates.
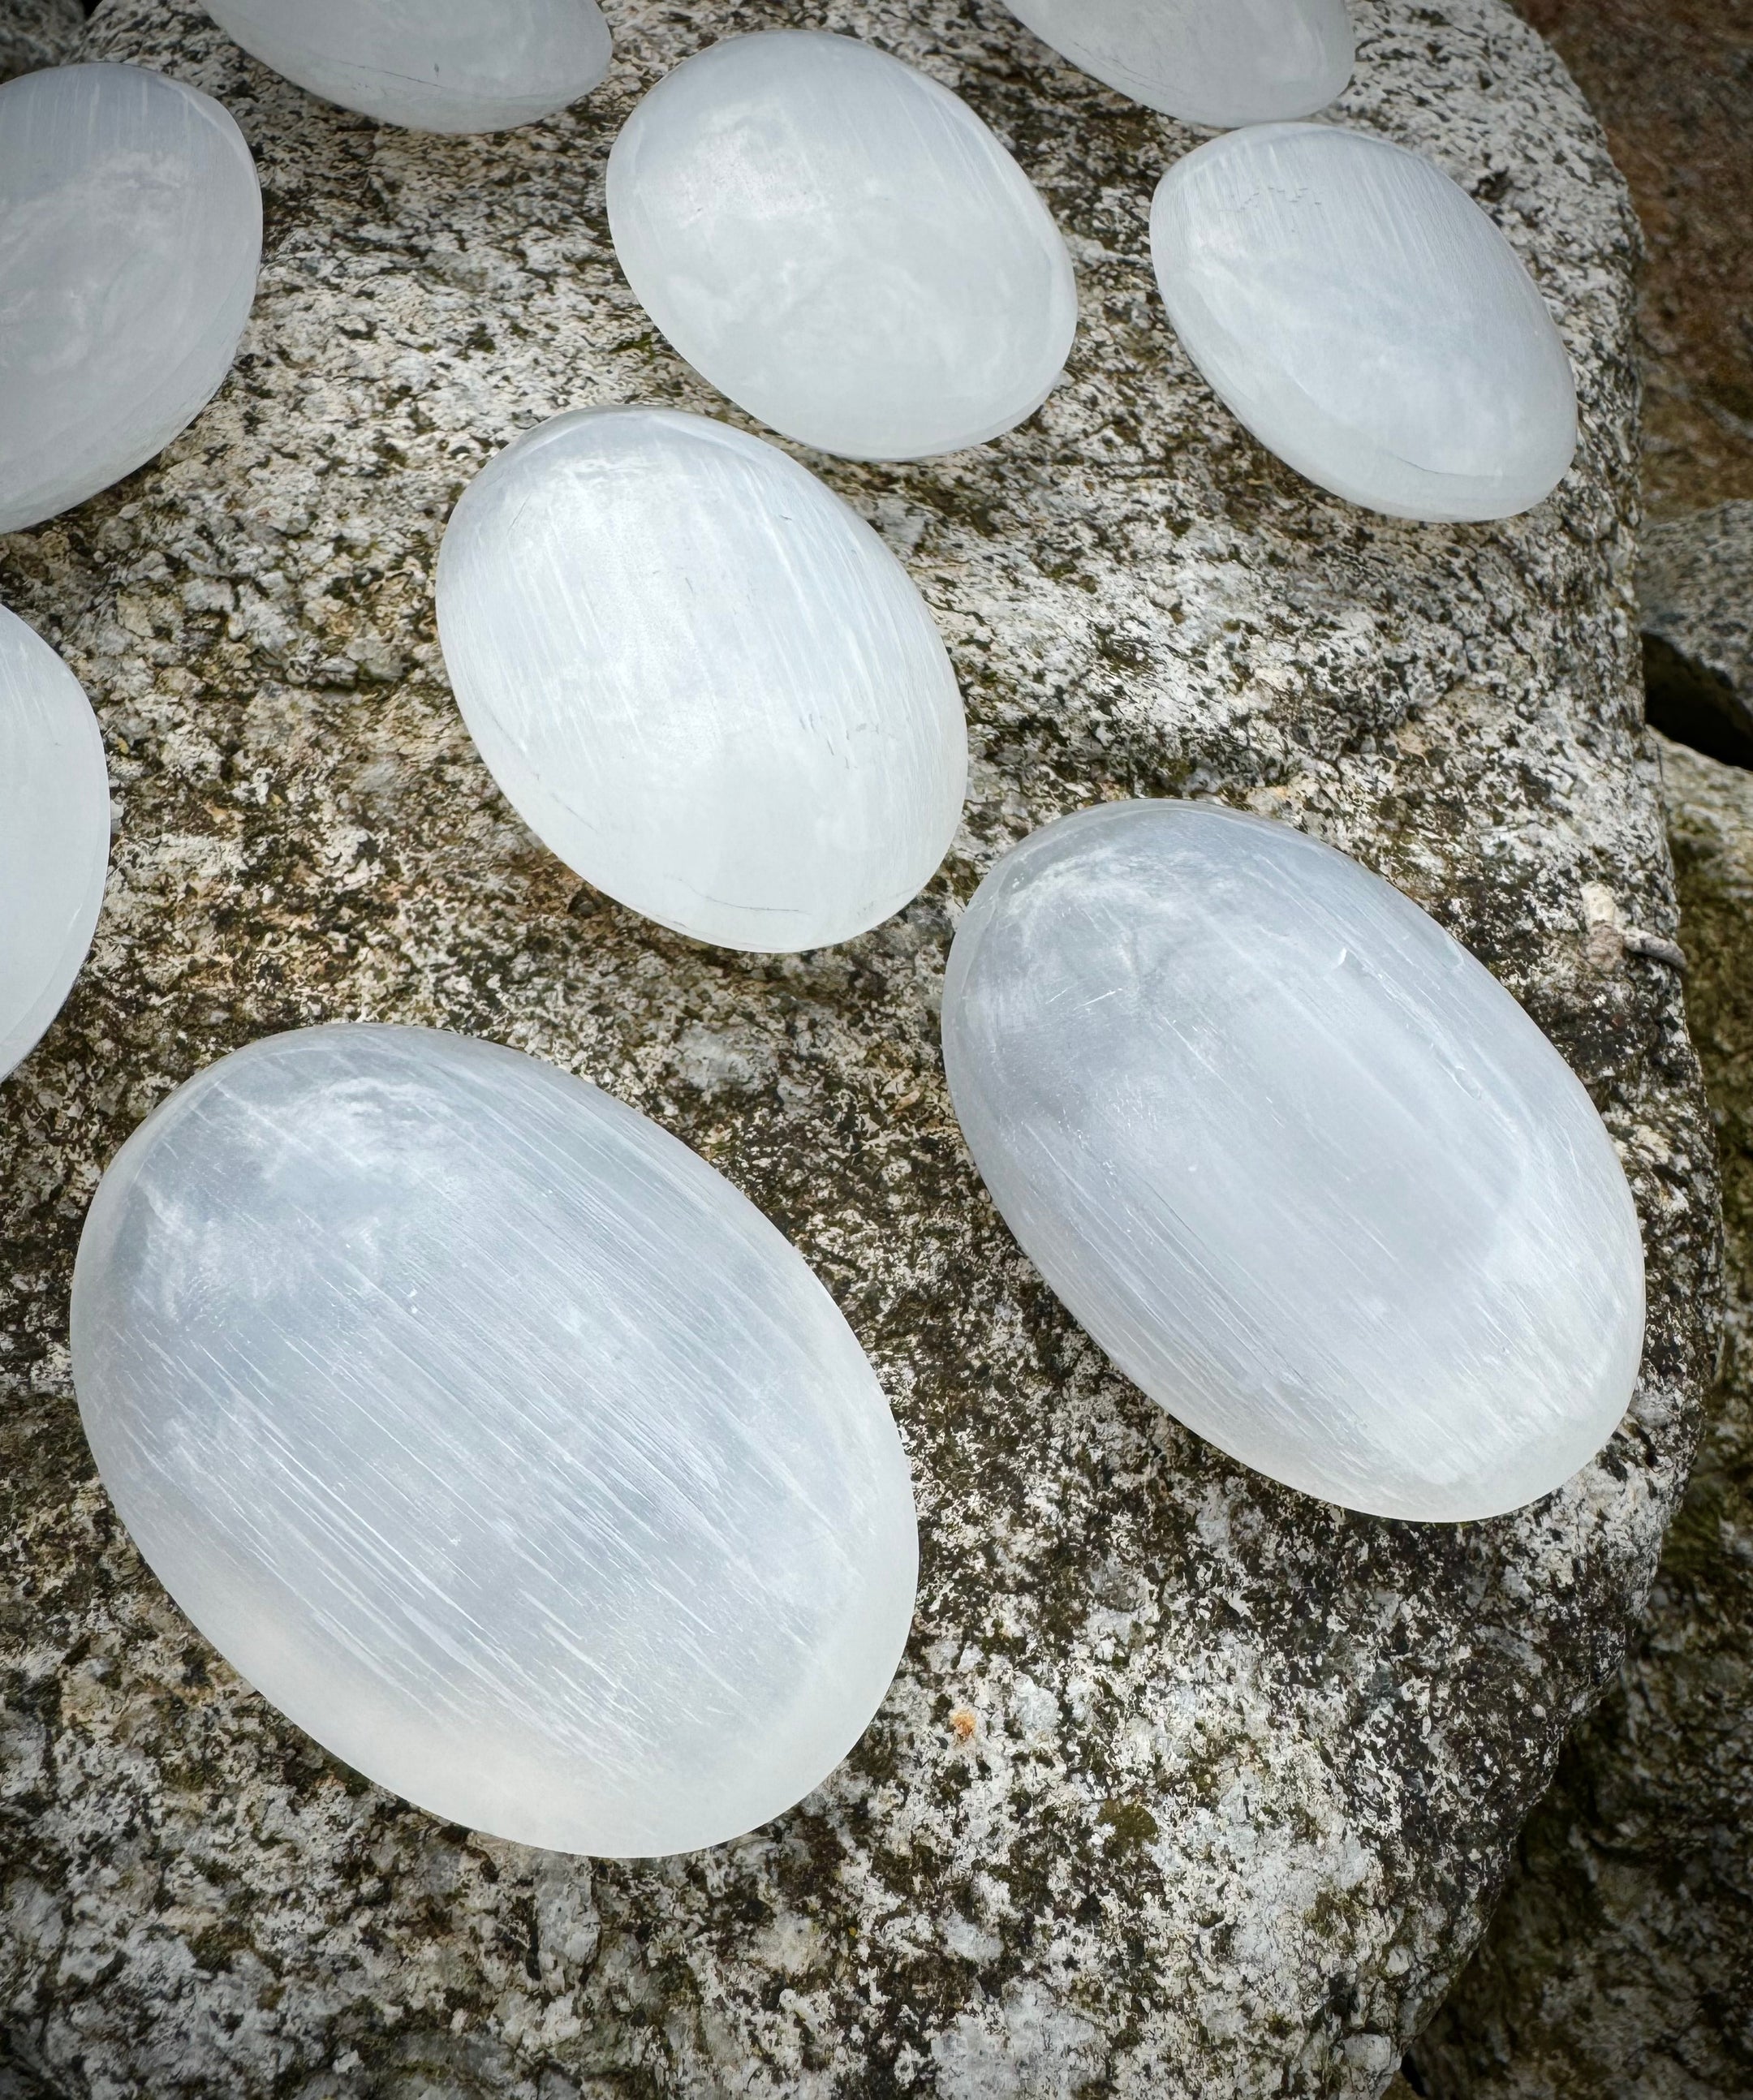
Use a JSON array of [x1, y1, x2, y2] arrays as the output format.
[[941, 802, 1645, 1522], [437, 406, 967, 953], [71, 1024, 919, 1857], [0, 63, 262, 535], [1002, 0, 1353, 127], [606, 31, 1078, 462], [1151, 123, 1578, 522], [0, 606, 110, 1081], [202, 0, 611, 134]]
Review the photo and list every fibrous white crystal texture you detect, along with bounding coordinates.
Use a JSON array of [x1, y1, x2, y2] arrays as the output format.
[[1150, 123, 1578, 522], [71, 1024, 919, 1858], [606, 31, 1079, 462], [941, 802, 1646, 1523], [1001, 0, 1353, 127], [0, 607, 110, 1082], [437, 407, 967, 953], [0, 63, 261, 536], [200, 0, 610, 134]]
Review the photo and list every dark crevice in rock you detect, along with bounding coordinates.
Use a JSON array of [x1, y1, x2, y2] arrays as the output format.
[[1642, 634, 1753, 771]]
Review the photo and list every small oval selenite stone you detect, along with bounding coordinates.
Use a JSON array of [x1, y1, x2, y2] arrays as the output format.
[[606, 32, 1078, 462], [1151, 123, 1579, 522], [1001, 0, 1354, 127], [0, 63, 262, 536], [941, 802, 1646, 1522], [437, 407, 967, 953], [0, 607, 110, 1081], [71, 1025, 919, 1857], [201, 0, 611, 135]]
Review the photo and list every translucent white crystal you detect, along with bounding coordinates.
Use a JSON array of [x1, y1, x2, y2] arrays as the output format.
[[606, 31, 1078, 462], [1151, 123, 1578, 523], [0, 63, 261, 536], [1001, 0, 1353, 127], [437, 407, 967, 953], [201, 0, 611, 135], [0, 606, 110, 1081], [71, 1024, 918, 1857], [941, 801, 1645, 1522]]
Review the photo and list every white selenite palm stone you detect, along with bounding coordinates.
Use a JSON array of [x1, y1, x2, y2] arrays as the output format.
[[201, 0, 611, 135], [1001, 0, 1353, 127], [941, 802, 1646, 1522], [1150, 123, 1579, 522], [605, 32, 1079, 462], [0, 63, 261, 536], [437, 407, 967, 953], [71, 1024, 919, 1857], [0, 607, 110, 1081]]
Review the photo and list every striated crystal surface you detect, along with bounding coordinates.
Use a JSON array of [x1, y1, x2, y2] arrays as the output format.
[[606, 31, 1078, 462], [1001, 0, 1353, 127], [71, 1024, 919, 1858], [201, 0, 611, 134], [1151, 123, 1578, 522], [0, 606, 110, 1082], [437, 406, 967, 953], [941, 801, 1646, 1522], [0, 63, 261, 536]]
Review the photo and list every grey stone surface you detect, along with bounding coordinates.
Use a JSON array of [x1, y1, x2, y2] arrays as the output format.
[[1639, 501, 1753, 764], [1411, 734, 1753, 2100], [0, 0, 83, 83], [0, 1, 1720, 2094]]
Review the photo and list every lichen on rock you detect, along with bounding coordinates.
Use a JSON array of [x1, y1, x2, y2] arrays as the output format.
[[0, 0, 83, 84], [0, 1, 1721, 2094], [1412, 734, 1753, 2099]]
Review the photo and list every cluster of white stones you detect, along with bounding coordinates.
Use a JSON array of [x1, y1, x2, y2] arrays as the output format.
[[1, 0, 1641, 1862]]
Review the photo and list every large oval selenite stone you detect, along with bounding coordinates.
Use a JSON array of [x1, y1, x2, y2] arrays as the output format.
[[941, 803, 1646, 1522], [437, 407, 968, 953], [0, 606, 110, 1081], [200, 0, 611, 135], [0, 63, 262, 536], [71, 1025, 920, 1857], [1001, 0, 1354, 127], [606, 32, 1079, 462], [1150, 123, 1579, 523]]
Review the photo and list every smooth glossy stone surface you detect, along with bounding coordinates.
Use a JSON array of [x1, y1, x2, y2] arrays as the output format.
[[71, 1024, 918, 1857], [1002, 0, 1353, 127], [202, 0, 610, 134], [0, 607, 110, 1081], [0, 63, 261, 535], [1151, 123, 1578, 522], [941, 801, 1645, 1522], [606, 31, 1078, 462], [437, 407, 967, 953]]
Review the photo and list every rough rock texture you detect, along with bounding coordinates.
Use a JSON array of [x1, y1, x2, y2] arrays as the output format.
[[1639, 502, 1753, 766], [0, 0, 83, 82], [1412, 736, 1753, 2099], [1509, 0, 1753, 523], [0, 2, 1719, 2094]]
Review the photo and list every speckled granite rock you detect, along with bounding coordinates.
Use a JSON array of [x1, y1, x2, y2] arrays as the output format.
[[0, 0, 83, 82], [1639, 502, 1753, 766], [0, 2, 1719, 2094], [1411, 736, 1753, 2100]]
